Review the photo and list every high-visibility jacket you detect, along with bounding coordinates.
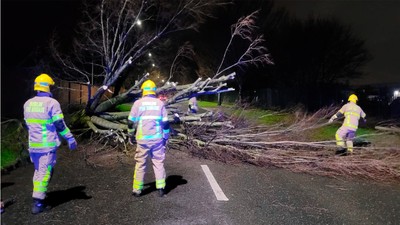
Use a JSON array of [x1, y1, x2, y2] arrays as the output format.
[[128, 95, 169, 144], [337, 102, 366, 131], [24, 94, 73, 153]]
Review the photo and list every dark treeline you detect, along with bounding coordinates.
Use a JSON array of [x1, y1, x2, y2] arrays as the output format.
[[193, 0, 371, 111]]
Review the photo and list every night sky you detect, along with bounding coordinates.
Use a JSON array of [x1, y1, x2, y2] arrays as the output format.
[[1, 0, 400, 118], [1, 0, 81, 118], [275, 0, 400, 86], [2, 0, 80, 68]]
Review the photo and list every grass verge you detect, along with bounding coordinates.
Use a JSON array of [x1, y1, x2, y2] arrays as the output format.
[[1, 120, 28, 170]]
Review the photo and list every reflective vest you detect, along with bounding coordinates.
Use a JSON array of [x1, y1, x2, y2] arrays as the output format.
[[339, 102, 366, 131], [24, 96, 69, 152], [128, 96, 169, 143]]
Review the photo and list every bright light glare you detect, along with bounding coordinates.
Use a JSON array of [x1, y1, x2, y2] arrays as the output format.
[[394, 90, 399, 97], [152, 63, 155, 67], [136, 20, 142, 26], [148, 53, 152, 57]]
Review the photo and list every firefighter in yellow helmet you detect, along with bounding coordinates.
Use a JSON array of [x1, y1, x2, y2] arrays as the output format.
[[128, 80, 170, 197], [23, 74, 77, 214], [188, 96, 198, 113], [328, 94, 366, 155]]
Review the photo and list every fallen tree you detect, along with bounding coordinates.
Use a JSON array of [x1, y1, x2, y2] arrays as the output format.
[[49, 1, 400, 183], [169, 105, 400, 183], [54, 7, 273, 145]]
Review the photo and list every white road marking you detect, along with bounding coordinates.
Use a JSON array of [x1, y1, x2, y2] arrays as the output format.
[[201, 165, 229, 201]]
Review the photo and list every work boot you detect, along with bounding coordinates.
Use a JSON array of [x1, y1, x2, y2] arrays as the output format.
[[31, 198, 50, 214], [158, 189, 165, 197], [1, 198, 15, 214], [132, 189, 142, 197], [335, 148, 347, 156]]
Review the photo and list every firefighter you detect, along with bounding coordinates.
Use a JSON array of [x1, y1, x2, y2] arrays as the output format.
[[23, 74, 77, 214], [188, 96, 198, 113], [128, 80, 170, 197], [328, 94, 366, 155]]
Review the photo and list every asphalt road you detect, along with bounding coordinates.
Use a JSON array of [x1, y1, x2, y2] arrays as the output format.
[[1, 148, 400, 225]]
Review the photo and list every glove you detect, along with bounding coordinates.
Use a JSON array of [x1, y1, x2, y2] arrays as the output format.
[[174, 113, 181, 123], [67, 137, 77, 150], [163, 138, 168, 146], [128, 135, 136, 145], [328, 115, 337, 124]]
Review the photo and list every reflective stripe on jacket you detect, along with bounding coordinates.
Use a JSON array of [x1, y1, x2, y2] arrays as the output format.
[[24, 96, 67, 152], [128, 96, 169, 143], [338, 102, 366, 131]]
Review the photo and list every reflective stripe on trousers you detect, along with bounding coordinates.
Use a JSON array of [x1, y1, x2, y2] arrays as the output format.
[[31, 151, 56, 200], [335, 127, 356, 152], [133, 141, 166, 190]]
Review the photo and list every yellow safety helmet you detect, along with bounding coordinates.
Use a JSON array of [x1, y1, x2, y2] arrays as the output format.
[[348, 94, 358, 103], [141, 80, 156, 96], [34, 74, 55, 93]]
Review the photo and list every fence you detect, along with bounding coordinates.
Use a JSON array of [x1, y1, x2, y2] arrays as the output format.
[[53, 80, 124, 106], [199, 88, 292, 107]]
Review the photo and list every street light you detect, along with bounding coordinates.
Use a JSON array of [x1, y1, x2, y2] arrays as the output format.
[[136, 19, 142, 26], [152, 63, 155, 67], [394, 90, 399, 98], [148, 53, 152, 57]]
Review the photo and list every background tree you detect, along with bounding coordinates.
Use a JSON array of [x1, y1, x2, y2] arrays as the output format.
[[182, 0, 279, 103], [195, 0, 371, 109], [50, 0, 272, 144], [51, 0, 230, 114], [263, 16, 371, 109]]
